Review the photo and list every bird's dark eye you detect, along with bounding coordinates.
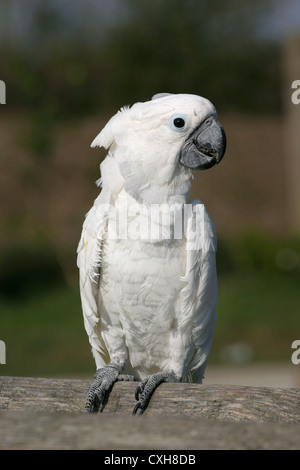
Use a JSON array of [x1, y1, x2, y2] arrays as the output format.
[[173, 117, 185, 128], [167, 113, 189, 133]]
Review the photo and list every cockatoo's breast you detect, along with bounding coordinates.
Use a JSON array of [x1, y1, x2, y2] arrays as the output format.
[[98, 194, 187, 378]]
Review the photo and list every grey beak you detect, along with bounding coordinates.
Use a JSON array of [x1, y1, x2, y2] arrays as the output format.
[[179, 116, 226, 170]]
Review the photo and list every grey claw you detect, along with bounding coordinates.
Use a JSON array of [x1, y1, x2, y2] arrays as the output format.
[[132, 401, 142, 416], [135, 383, 143, 400]]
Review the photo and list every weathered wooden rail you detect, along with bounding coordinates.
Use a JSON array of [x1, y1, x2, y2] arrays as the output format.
[[0, 376, 300, 449]]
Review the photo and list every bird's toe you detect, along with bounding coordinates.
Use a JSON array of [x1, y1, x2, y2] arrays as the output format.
[[132, 371, 181, 416]]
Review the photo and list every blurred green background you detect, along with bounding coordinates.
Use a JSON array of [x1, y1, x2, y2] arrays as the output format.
[[0, 0, 300, 381]]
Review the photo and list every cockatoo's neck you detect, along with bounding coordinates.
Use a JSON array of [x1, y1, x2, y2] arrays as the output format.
[[100, 154, 192, 206], [135, 181, 190, 205]]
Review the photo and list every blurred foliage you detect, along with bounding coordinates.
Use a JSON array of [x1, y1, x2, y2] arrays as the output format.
[[0, 244, 66, 300], [0, 0, 281, 124], [22, 107, 57, 159], [217, 232, 300, 280], [101, 0, 281, 113]]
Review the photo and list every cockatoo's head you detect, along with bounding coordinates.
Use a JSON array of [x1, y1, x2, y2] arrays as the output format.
[[91, 93, 226, 203]]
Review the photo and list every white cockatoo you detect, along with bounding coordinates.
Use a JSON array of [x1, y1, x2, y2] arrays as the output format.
[[77, 93, 226, 414]]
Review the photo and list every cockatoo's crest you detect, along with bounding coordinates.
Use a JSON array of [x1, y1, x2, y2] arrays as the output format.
[[91, 106, 131, 150]]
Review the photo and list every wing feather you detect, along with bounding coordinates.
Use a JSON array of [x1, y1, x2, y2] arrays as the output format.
[[180, 199, 218, 382], [77, 186, 111, 368]]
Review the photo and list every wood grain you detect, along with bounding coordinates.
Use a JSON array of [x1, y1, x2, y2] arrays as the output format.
[[1, 375, 299, 423]]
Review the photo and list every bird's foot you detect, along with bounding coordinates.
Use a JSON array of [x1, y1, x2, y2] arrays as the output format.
[[85, 364, 130, 413], [132, 370, 181, 416]]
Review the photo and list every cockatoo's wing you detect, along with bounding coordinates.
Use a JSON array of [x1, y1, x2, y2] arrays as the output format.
[[77, 185, 111, 368], [180, 199, 218, 383]]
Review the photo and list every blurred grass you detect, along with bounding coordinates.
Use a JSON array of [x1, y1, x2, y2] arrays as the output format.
[[0, 286, 94, 377], [211, 233, 300, 364], [0, 233, 299, 377], [212, 272, 300, 363]]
